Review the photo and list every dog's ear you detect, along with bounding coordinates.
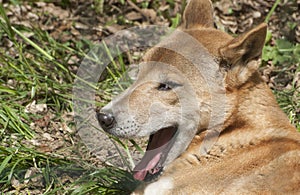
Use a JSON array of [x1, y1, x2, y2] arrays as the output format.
[[219, 23, 267, 87], [181, 0, 214, 29]]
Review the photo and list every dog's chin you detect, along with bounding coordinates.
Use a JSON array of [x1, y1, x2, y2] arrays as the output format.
[[132, 126, 178, 182]]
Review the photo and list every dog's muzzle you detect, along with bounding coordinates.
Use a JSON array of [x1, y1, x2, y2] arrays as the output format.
[[96, 112, 115, 131]]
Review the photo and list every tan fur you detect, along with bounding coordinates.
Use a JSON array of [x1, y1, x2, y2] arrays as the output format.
[[131, 0, 300, 194], [98, 0, 300, 194]]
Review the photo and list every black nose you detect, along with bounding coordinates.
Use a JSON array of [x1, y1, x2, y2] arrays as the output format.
[[96, 112, 115, 131]]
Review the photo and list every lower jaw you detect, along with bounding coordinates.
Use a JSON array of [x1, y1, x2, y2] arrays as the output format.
[[133, 126, 178, 182]]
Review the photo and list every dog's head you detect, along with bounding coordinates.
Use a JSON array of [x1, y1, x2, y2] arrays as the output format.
[[97, 0, 266, 182]]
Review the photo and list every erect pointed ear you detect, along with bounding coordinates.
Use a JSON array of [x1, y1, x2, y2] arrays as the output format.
[[219, 23, 267, 65], [219, 23, 267, 87], [181, 0, 214, 29]]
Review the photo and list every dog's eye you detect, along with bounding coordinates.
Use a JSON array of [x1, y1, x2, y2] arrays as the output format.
[[158, 83, 172, 91], [157, 81, 181, 91]]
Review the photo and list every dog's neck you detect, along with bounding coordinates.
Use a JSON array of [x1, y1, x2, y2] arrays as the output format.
[[224, 71, 293, 135], [195, 71, 296, 157]]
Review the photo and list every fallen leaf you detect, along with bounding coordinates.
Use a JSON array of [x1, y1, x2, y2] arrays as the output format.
[[25, 100, 47, 114]]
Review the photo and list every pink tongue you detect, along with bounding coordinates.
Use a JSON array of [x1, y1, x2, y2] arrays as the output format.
[[133, 152, 162, 181], [133, 127, 176, 181]]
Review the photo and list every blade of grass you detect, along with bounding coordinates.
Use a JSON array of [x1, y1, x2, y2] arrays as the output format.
[[0, 86, 17, 95], [0, 3, 15, 40], [11, 26, 54, 61], [265, 0, 281, 23], [0, 154, 13, 176], [2, 105, 34, 139]]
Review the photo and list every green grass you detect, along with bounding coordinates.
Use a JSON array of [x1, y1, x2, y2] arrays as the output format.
[[0, 2, 137, 194], [0, 142, 139, 194], [262, 38, 300, 132], [0, 0, 299, 194]]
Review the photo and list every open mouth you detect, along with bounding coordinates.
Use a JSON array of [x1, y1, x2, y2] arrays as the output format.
[[132, 126, 178, 182]]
